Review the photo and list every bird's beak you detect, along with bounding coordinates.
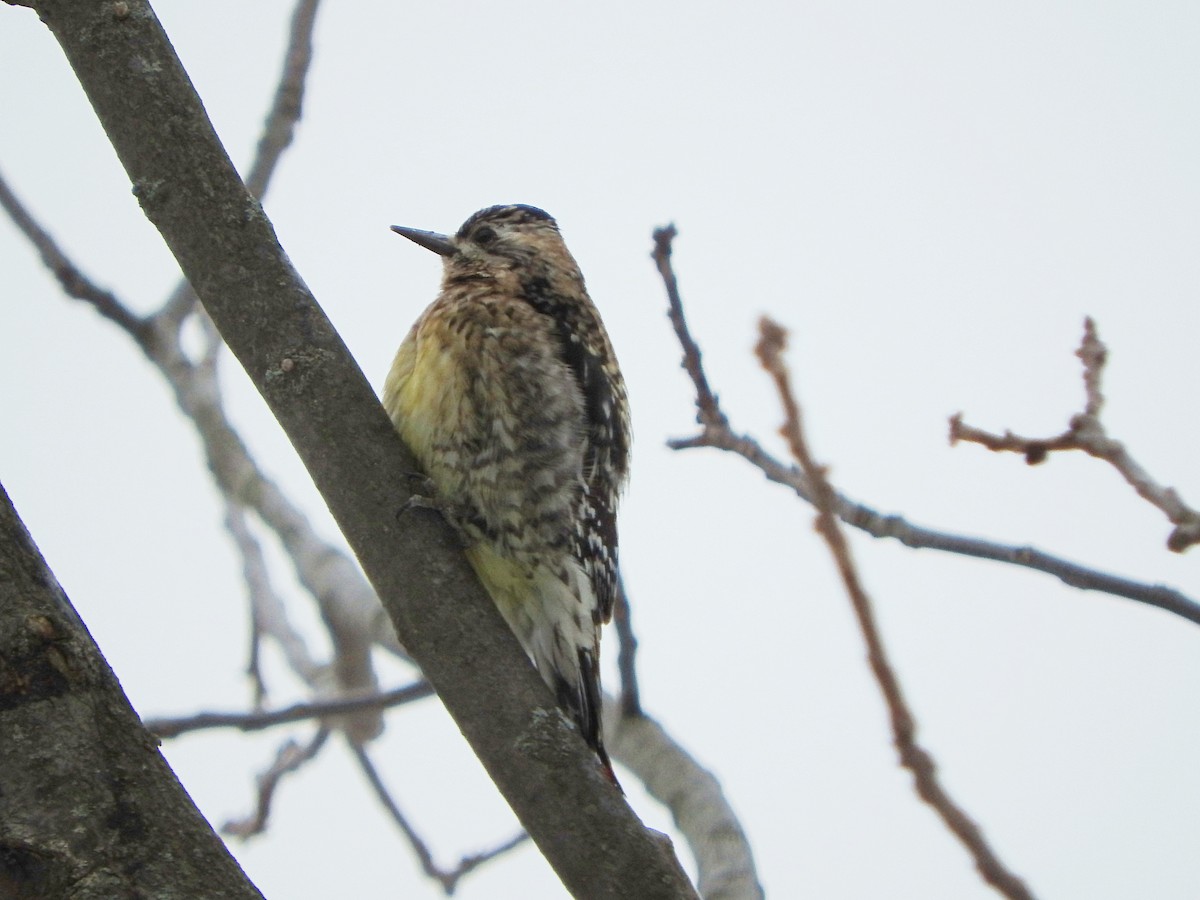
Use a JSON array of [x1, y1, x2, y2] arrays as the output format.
[[390, 225, 455, 257]]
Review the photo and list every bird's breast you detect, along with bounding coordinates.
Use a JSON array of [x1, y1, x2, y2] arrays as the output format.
[[383, 292, 588, 559]]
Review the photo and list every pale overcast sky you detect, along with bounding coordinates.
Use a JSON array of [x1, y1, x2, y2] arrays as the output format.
[[3, 2, 1200, 898]]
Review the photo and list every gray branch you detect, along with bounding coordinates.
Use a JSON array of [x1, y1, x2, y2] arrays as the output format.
[[0, 482, 263, 899], [19, 1, 695, 895], [608, 701, 764, 900]]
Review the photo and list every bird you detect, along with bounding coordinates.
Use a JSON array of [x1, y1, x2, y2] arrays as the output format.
[[383, 204, 631, 782]]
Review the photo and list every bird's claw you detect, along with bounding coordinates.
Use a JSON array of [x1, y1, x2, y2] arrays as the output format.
[[396, 476, 472, 548]]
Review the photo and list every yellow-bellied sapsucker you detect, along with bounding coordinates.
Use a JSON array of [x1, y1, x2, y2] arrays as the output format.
[[383, 204, 631, 780]]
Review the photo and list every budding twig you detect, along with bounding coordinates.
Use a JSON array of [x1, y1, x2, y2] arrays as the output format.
[[755, 317, 1035, 900], [951, 318, 1200, 552], [651, 227, 1200, 627]]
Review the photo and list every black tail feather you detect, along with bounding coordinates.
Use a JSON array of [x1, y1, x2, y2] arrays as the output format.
[[553, 647, 620, 789]]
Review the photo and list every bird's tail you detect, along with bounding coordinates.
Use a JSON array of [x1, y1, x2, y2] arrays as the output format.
[[469, 548, 620, 787], [550, 645, 619, 787]]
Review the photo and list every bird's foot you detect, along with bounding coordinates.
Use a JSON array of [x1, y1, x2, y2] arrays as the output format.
[[397, 474, 473, 548]]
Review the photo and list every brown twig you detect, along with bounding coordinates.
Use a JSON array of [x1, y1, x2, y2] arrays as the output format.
[[223, 727, 331, 838], [651, 228, 1200, 628], [755, 317, 1035, 900], [145, 682, 434, 739], [951, 317, 1200, 552], [349, 740, 530, 896]]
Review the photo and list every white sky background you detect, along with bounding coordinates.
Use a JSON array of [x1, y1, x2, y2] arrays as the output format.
[[3, 2, 1200, 897]]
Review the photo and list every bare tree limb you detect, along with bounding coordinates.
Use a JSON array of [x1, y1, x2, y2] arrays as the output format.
[[1, 158, 395, 712], [158, 0, 322, 324], [20, 2, 695, 894], [145, 682, 434, 739], [0, 1, 399, 713], [243, 0, 320, 200], [653, 224, 726, 433], [651, 226, 1200, 629], [0, 482, 263, 898], [755, 318, 1035, 900], [350, 741, 531, 896], [607, 701, 763, 900], [951, 317, 1200, 552], [222, 497, 322, 705], [0, 166, 150, 342], [613, 574, 643, 717]]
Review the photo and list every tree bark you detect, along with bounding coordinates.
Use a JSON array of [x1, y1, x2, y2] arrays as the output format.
[[12, 1, 696, 896], [0, 483, 264, 899]]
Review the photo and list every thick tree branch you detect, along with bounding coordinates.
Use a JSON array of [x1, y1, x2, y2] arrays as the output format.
[[607, 701, 764, 900], [0, 0, 399, 714], [0, 482, 263, 898], [755, 319, 1034, 900], [951, 317, 1200, 552], [651, 227, 1200, 629], [21, 1, 694, 895], [159, 0, 322, 323]]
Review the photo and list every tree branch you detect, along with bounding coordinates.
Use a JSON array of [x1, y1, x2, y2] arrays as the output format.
[[607, 701, 764, 900], [0, 166, 150, 343], [755, 319, 1034, 900], [651, 227, 1200, 629], [2, 0, 401, 717], [350, 740, 530, 896], [145, 682, 434, 739], [243, 0, 320, 200], [158, 0, 322, 324], [613, 574, 643, 717], [0, 482, 262, 898], [951, 317, 1200, 552], [21, 1, 694, 894], [223, 728, 331, 838]]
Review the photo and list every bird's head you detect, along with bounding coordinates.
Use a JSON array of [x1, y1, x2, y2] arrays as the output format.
[[392, 204, 584, 294]]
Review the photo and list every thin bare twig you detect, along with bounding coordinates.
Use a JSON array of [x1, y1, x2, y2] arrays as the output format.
[[244, 0, 321, 199], [145, 682, 434, 739], [651, 228, 1200, 629], [0, 167, 150, 344], [951, 317, 1200, 552], [160, 0, 323, 325], [756, 317, 1034, 900], [613, 573, 643, 717], [223, 498, 314, 706], [223, 727, 331, 838], [653, 225, 727, 432], [349, 741, 530, 895]]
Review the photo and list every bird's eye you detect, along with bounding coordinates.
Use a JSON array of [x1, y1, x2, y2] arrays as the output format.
[[473, 225, 498, 246]]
